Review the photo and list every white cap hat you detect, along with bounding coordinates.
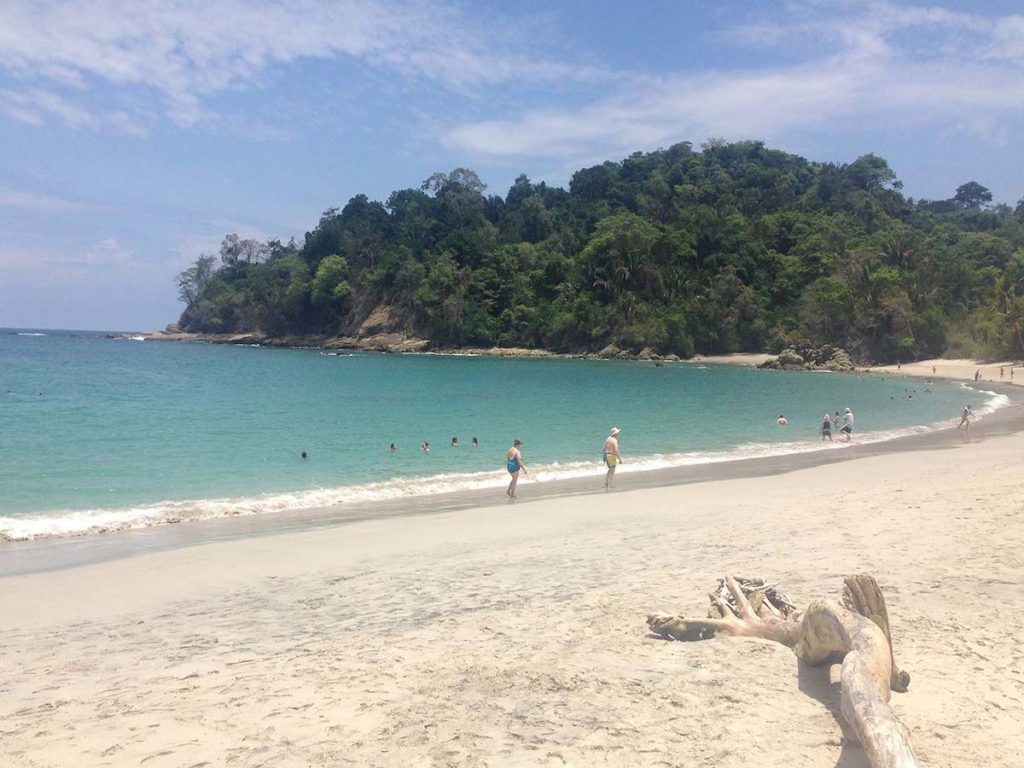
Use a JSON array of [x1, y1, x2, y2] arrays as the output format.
[[845, 407, 851, 413], [610, 427, 621, 436]]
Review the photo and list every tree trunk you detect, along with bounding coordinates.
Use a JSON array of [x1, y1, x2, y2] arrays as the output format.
[[647, 575, 919, 768]]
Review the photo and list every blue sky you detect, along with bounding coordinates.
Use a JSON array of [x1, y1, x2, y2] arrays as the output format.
[[2, 0, 1024, 331]]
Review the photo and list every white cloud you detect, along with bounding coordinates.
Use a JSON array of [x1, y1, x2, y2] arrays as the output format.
[[446, 2, 1024, 161], [80, 237, 133, 266], [0, 239, 132, 283], [0, 0, 591, 132], [2, 87, 99, 129], [0, 185, 104, 213]]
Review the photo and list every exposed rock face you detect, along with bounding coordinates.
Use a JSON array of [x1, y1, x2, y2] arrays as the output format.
[[759, 342, 855, 371]]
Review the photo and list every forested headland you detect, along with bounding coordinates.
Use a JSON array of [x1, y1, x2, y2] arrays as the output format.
[[175, 140, 1024, 362]]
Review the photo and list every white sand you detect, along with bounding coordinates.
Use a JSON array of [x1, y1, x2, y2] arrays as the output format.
[[691, 352, 775, 366], [3, 431, 1024, 767], [868, 357, 1022, 387]]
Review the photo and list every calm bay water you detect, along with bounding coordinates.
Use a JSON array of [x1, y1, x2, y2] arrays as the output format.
[[0, 329, 1000, 540]]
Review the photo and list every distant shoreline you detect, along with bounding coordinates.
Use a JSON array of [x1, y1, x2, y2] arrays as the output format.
[[140, 329, 777, 364]]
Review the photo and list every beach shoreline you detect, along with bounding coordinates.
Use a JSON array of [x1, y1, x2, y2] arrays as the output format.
[[2, 374, 1020, 577], [3, 393, 1023, 766]]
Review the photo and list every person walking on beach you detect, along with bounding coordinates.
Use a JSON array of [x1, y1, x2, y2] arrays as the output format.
[[821, 413, 833, 442], [840, 408, 854, 440], [506, 439, 527, 499], [974, 369, 980, 382], [957, 405, 972, 430], [603, 427, 622, 490]]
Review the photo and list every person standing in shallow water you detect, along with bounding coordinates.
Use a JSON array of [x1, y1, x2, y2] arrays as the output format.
[[506, 439, 527, 499], [821, 413, 833, 442], [840, 408, 854, 441], [603, 427, 622, 489], [957, 406, 972, 430]]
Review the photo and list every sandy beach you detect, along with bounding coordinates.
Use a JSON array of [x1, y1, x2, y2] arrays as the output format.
[[867, 357, 1022, 386], [3, 377, 1024, 767]]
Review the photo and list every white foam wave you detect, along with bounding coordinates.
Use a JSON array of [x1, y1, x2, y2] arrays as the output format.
[[1, 393, 1011, 543], [958, 384, 1008, 416], [16, 332, 47, 336]]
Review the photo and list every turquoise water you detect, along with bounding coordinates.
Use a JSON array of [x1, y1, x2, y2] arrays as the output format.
[[0, 329, 999, 540]]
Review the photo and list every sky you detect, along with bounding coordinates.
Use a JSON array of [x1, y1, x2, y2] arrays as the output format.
[[2, 0, 1024, 331]]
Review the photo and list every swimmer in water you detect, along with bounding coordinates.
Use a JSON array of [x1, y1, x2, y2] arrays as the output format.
[[776, 414, 788, 426], [389, 443, 397, 452], [451, 436, 459, 447]]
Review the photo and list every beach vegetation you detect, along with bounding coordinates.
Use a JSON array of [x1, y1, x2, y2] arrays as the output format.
[[175, 140, 1024, 362]]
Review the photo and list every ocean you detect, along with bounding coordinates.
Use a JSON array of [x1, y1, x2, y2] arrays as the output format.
[[0, 329, 1004, 541]]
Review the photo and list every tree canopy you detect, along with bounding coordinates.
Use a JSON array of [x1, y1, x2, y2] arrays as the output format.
[[175, 141, 1024, 362]]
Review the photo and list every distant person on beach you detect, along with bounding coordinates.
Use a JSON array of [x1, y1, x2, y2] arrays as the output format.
[[821, 414, 833, 442], [389, 443, 397, 452], [840, 408, 854, 440], [932, 365, 936, 374], [451, 437, 459, 447], [421, 441, 429, 452], [506, 439, 527, 499], [1000, 366, 1005, 379], [471, 436, 479, 447], [603, 427, 622, 490], [974, 369, 980, 381], [957, 406, 972, 430], [776, 414, 787, 426]]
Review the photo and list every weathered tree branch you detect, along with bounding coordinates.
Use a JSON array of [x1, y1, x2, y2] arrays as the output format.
[[647, 575, 919, 768]]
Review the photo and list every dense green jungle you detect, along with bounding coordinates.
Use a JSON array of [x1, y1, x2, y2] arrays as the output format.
[[176, 140, 1024, 362]]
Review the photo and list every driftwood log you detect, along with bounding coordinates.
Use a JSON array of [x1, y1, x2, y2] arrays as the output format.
[[647, 575, 919, 768]]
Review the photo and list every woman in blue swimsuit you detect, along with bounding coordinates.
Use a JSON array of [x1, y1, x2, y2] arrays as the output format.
[[506, 439, 527, 499]]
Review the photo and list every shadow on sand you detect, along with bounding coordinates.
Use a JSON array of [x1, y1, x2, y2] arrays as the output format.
[[797, 658, 867, 768]]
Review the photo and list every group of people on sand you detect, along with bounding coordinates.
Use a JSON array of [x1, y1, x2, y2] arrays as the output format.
[[504, 427, 623, 501], [776, 408, 855, 441]]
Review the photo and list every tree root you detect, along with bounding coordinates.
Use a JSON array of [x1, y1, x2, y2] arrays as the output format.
[[647, 574, 919, 768]]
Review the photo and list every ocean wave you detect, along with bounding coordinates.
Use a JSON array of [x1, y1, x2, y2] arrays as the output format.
[[0, 392, 1010, 543], [16, 332, 47, 336], [959, 383, 1008, 415]]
